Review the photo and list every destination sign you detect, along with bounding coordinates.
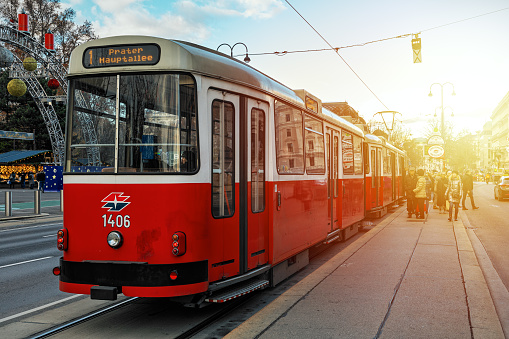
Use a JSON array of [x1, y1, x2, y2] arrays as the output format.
[[83, 44, 160, 68]]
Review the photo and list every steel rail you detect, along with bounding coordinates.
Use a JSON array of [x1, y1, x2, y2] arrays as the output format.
[[28, 297, 139, 339]]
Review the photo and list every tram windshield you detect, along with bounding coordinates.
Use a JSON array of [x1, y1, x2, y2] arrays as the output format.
[[67, 73, 198, 173]]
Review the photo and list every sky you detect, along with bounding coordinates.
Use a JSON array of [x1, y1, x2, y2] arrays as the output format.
[[62, 0, 509, 138]]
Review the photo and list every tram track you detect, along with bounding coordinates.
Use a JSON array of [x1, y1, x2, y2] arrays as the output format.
[[28, 297, 138, 339], [27, 292, 257, 339]]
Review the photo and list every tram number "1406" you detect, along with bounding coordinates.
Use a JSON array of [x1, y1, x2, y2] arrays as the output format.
[[102, 214, 131, 228]]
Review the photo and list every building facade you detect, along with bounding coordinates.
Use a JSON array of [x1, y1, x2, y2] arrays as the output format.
[[490, 91, 509, 169]]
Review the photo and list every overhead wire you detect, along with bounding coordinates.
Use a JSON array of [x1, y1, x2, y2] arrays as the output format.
[[282, 0, 390, 110], [237, 6, 509, 57]]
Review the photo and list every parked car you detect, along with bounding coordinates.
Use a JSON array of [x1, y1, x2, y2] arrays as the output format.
[[494, 176, 509, 201]]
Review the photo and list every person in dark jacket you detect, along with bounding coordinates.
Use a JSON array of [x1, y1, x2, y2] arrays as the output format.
[[36, 170, 46, 192], [461, 170, 478, 210], [405, 167, 418, 218]]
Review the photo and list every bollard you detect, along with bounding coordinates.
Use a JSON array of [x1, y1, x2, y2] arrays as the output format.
[[5, 191, 12, 217], [60, 189, 64, 212], [34, 190, 41, 215]]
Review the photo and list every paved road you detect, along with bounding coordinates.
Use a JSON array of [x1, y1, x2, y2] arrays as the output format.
[[463, 182, 509, 292], [0, 218, 67, 321]]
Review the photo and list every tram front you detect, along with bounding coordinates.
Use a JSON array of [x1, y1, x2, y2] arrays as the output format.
[[55, 37, 209, 300]]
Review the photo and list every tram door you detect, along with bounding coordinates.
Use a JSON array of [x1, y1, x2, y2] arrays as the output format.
[[209, 90, 240, 281], [246, 98, 269, 271], [209, 90, 269, 278], [327, 128, 340, 231], [371, 147, 382, 207]]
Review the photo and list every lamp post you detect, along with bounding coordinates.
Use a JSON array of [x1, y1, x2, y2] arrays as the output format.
[[428, 82, 456, 138], [216, 42, 251, 63]]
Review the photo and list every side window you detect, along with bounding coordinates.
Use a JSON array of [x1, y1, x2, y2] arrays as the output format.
[[326, 133, 330, 198], [251, 108, 265, 213], [334, 135, 339, 197], [353, 135, 363, 175], [212, 100, 235, 218], [371, 149, 376, 188], [342, 132, 354, 175], [305, 115, 325, 174], [275, 101, 304, 174]]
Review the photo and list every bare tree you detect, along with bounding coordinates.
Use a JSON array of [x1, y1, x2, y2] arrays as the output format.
[[0, 0, 97, 67]]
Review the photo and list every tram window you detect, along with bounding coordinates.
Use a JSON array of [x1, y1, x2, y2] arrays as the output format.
[[275, 101, 304, 174], [326, 133, 330, 198], [342, 132, 354, 175], [383, 149, 391, 175], [353, 136, 363, 175], [371, 149, 376, 188], [69, 76, 117, 171], [305, 115, 325, 174], [363, 143, 370, 174], [67, 73, 198, 173], [118, 74, 198, 173], [251, 108, 265, 213], [212, 100, 235, 218], [334, 136, 339, 197]]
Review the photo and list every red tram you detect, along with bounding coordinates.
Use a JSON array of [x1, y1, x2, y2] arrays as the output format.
[[54, 36, 406, 304]]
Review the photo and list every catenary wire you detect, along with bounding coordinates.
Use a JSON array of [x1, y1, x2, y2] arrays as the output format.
[[283, 0, 390, 110], [236, 6, 509, 57]]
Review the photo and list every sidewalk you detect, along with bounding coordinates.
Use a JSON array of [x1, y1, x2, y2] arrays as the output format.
[[226, 206, 504, 338]]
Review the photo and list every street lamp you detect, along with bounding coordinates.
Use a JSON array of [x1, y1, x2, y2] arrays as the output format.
[[216, 42, 251, 63], [428, 82, 456, 138]]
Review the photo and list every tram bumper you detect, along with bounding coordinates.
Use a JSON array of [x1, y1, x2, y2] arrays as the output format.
[[58, 258, 209, 297]]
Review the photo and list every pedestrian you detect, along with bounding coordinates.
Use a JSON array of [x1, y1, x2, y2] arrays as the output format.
[[436, 172, 448, 213], [36, 170, 46, 192], [413, 169, 427, 219], [485, 173, 490, 184], [8, 172, 16, 189], [28, 172, 35, 189], [461, 170, 479, 210], [432, 171, 440, 209], [446, 170, 462, 221], [404, 167, 418, 218], [425, 171, 433, 213], [20, 172, 26, 189]]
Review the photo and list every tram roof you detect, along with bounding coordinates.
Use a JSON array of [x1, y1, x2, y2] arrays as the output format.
[[68, 36, 363, 136], [68, 36, 304, 107]]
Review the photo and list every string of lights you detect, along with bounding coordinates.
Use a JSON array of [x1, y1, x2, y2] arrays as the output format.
[[283, 0, 390, 110]]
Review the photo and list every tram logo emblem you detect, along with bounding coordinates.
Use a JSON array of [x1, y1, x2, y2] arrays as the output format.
[[101, 192, 131, 212]]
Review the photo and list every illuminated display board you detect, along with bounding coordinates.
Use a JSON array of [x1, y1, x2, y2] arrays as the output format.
[[83, 44, 160, 68]]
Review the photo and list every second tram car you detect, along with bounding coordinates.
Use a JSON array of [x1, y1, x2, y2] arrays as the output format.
[[54, 36, 406, 304]]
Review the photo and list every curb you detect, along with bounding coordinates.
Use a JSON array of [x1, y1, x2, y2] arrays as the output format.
[[459, 212, 509, 338], [0, 213, 50, 222]]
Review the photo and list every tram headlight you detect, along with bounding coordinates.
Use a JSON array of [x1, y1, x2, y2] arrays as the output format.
[[107, 231, 123, 249], [172, 232, 186, 256]]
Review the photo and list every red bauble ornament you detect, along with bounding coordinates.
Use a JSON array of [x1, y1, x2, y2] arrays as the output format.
[[48, 78, 59, 89]]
